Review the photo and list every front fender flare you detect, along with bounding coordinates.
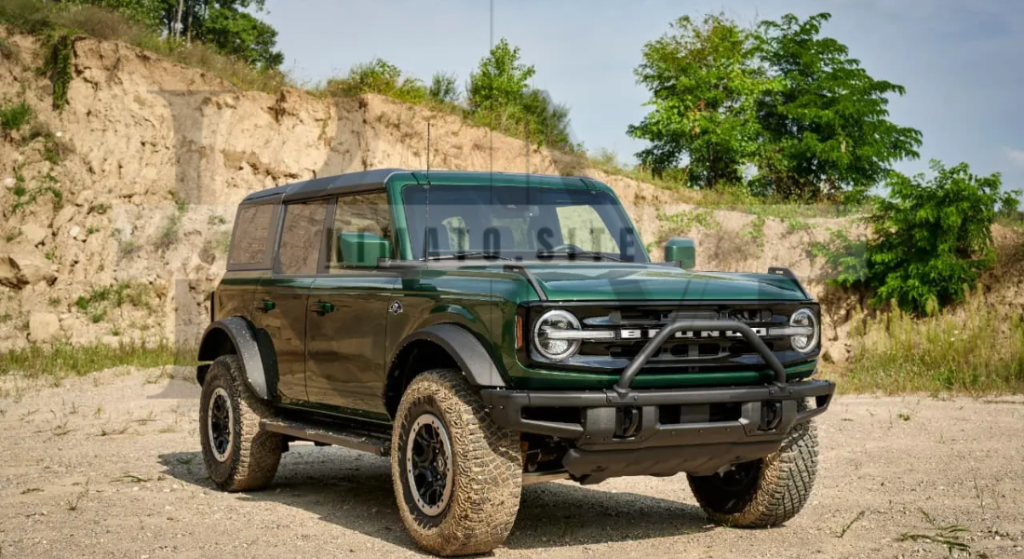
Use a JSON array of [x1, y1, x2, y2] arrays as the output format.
[[398, 324, 507, 387], [197, 316, 275, 400]]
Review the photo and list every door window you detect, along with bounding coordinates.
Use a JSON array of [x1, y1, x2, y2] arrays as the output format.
[[330, 192, 391, 269], [278, 201, 328, 275]]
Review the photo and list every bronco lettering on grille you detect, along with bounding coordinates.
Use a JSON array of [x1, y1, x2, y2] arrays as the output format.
[[619, 328, 768, 339]]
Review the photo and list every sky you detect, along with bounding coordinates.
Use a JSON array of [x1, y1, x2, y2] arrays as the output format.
[[262, 0, 1024, 193]]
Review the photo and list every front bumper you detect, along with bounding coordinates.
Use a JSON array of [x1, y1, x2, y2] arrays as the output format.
[[482, 380, 834, 482], [481, 319, 836, 482]]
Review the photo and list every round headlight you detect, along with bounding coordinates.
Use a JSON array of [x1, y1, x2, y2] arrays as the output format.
[[789, 308, 820, 353], [532, 310, 581, 361]]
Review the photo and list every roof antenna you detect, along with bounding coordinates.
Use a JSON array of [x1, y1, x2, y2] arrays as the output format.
[[422, 122, 432, 260]]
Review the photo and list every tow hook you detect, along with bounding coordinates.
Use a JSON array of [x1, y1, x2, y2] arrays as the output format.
[[760, 402, 783, 431], [614, 406, 641, 439]]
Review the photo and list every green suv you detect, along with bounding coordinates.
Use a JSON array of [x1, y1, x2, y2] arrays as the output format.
[[196, 169, 834, 556]]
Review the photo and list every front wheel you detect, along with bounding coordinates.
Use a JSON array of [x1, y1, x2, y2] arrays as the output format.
[[391, 369, 523, 556], [687, 419, 819, 527]]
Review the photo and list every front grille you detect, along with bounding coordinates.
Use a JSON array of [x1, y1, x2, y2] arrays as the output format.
[[522, 302, 818, 375]]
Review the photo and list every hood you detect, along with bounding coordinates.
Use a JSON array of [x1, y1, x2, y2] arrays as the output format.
[[496, 263, 809, 301]]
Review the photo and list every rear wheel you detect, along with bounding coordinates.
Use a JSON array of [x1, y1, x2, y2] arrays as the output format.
[[687, 418, 818, 527], [199, 355, 282, 492], [391, 369, 522, 556]]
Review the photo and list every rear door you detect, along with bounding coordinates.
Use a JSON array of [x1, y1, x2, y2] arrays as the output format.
[[305, 191, 397, 416], [250, 200, 329, 404]]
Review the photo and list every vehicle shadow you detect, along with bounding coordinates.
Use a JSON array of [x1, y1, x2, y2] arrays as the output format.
[[159, 446, 711, 552]]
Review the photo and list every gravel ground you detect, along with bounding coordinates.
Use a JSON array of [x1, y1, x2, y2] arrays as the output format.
[[1, 367, 1022, 559]]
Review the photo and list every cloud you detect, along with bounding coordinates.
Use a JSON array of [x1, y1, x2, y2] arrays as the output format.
[[1006, 147, 1024, 166]]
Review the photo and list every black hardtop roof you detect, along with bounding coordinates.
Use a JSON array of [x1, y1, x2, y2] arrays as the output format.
[[239, 168, 595, 205], [241, 168, 405, 204]]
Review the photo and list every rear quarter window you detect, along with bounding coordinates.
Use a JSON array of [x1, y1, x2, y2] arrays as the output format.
[[227, 203, 278, 269]]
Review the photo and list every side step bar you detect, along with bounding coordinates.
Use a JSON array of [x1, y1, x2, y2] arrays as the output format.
[[262, 418, 391, 457]]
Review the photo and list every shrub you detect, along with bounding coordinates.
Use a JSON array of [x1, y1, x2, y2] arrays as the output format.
[[322, 58, 428, 103], [851, 161, 1020, 314], [0, 99, 32, 133], [808, 227, 868, 286], [428, 72, 459, 104], [52, 3, 146, 42], [0, 0, 56, 34]]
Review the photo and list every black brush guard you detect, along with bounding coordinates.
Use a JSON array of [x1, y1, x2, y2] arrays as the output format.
[[481, 320, 835, 482]]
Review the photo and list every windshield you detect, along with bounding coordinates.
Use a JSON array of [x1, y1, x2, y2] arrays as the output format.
[[401, 184, 647, 262]]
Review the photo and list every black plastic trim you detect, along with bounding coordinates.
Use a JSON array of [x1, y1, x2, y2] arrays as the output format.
[[392, 324, 506, 387], [480, 379, 835, 448], [197, 317, 274, 400]]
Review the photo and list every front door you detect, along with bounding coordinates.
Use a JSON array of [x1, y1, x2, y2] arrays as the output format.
[[250, 200, 329, 404], [304, 192, 396, 416]]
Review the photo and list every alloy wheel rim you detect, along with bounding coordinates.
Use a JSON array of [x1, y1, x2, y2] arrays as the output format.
[[207, 387, 233, 462], [405, 413, 453, 516]]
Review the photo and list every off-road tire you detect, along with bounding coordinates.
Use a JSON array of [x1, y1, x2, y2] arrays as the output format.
[[199, 355, 282, 492], [391, 369, 522, 556], [688, 418, 818, 528]]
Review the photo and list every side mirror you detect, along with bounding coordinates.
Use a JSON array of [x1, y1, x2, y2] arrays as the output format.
[[338, 232, 391, 268], [664, 238, 696, 270]]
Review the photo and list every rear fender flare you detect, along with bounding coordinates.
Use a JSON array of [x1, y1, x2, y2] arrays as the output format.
[[196, 316, 276, 400]]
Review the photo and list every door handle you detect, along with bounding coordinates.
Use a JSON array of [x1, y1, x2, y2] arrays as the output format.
[[310, 301, 336, 316], [255, 299, 276, 313]]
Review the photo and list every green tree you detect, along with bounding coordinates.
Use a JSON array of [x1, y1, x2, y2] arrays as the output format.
[[201, 5, 282, 69], [851, 161, 1018, 314], [467, 38, 574, 150], [629, 12, 922, 198], [468, 38, 536, 126], [60, 0, 283, 69], [520, 88, 572, 149], [428, 72, 459, 104], [752, 13, 923, 200], [628, 14, 771, 188]]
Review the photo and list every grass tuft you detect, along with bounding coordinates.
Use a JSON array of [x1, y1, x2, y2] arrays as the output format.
[[0, 98, 32, 133], [0, 0, 291, 95], [0, 341, 190, 379], [833, 289, 1024, 394]]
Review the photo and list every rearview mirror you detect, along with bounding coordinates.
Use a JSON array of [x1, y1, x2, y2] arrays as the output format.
[[664, 238, 696, 270], [338, 232, 391, 268]]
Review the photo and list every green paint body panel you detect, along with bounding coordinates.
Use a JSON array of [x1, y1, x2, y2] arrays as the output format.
[[664, 237, 696, 269], [211, 171, 821, 419], [337, 232, 391, 267]]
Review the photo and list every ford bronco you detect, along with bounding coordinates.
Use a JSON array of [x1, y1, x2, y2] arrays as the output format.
[[196, 168, 834, 556]]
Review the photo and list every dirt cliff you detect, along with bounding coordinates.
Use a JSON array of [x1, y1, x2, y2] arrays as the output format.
[[1, 30, 1019, 358]]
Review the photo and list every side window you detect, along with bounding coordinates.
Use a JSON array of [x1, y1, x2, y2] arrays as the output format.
[[278, 201, 328, 275], [228, 203, 276, 269], [556, 205, 620, 253], [330, 192, 391, 268]]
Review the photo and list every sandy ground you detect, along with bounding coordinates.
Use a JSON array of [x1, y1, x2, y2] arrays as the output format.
[[1, 368, 1022, 559]]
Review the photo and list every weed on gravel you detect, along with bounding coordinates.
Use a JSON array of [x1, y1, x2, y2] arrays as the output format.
[[899, 509, 972, 556], [0, 341, 189, 380]]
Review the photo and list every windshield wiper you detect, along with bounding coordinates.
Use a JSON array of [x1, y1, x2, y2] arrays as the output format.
[[424, 251, 513, 261], [536, 250, 623, 262]]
